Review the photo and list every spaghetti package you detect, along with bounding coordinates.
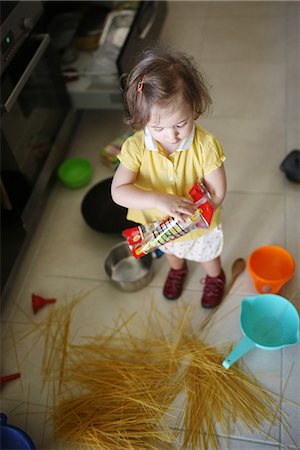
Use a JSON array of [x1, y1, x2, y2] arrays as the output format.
[[122, 181, 214, 258], [99, 131, 133, 170]]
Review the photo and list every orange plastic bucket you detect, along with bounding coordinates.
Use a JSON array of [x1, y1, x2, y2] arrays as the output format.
[[248, 245, 295, 294]]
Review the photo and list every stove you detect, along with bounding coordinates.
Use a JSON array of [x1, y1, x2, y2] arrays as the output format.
[[1, 0, 74, 297], [0, 1, 43, 75]]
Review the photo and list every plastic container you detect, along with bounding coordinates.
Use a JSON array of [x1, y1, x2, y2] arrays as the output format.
[[90, 10, 135, 82], [248, 245, 295, 294], [99, 10, 135, 48], [222, 294, 300, 368], [58, 157, 92, 189], [0, 413, 36, 450]]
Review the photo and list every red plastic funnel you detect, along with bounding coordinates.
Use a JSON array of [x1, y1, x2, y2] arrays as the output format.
[[32, 294, 56, 314], [0, 373, 21, 385]]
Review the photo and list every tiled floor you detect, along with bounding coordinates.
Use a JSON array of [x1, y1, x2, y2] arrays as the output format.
[[1, 2, 300, 449]]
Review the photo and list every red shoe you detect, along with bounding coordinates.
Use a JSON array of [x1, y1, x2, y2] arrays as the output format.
[[201, 269, 226, 308], [163, 264, 188, 300]]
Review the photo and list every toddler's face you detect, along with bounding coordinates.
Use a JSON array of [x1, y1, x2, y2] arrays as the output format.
[[147, 98, 194, 150]]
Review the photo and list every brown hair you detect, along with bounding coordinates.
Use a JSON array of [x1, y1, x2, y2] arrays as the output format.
[[122, 46, 212, 130]]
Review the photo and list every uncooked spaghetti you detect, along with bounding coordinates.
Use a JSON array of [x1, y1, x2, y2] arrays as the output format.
[[51, 306, 283, 450]]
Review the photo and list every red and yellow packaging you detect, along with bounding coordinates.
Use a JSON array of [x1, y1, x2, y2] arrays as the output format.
[[122, 181, 214, 258]]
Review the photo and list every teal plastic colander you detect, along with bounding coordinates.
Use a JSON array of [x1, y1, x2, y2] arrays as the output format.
[[222, 294, 300, 369]]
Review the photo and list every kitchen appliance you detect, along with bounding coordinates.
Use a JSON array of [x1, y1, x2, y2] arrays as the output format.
[[0, 1, 43, 76], [60, 1, 168, 109], [1, 1, 75, 296]]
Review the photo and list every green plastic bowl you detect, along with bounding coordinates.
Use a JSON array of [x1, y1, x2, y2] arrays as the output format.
[[58, 157, 92, 189]]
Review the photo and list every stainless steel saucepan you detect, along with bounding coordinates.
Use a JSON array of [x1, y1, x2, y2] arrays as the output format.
[[104, 242, 153, 292]]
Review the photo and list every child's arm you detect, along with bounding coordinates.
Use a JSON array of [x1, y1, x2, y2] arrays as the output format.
[[111, 163, 156, 209], [111, 163, 195, 222], [203, 164, 227, 209]]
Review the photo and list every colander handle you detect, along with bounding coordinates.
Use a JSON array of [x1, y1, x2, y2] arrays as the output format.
[[222, 337, 256, 369]]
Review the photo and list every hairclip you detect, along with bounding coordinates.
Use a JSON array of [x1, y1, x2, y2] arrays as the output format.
[[137, 75, 145, 93]]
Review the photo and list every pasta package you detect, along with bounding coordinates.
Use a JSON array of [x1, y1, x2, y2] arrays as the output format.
[[123, 181, 214, 258], [99, 131, 133, 170]]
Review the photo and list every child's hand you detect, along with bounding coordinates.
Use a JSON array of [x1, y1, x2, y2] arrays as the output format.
[[155, 193, 196, 222]]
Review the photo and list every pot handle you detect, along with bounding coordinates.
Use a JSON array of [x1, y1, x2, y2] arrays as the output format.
[[222, 336, 256, 369]]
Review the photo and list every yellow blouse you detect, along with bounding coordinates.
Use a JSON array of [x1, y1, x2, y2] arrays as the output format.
[[117, 123, 225, 241]]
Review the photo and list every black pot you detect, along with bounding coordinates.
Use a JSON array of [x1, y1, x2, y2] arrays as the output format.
[[81, 177, 136, 233]]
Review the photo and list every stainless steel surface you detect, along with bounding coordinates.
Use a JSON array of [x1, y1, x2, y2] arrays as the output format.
[[1, 110, 78, 300], [1, 4, 74, 295], [138, 8, 157, 40], [0, 1, 43, 75], [2, 34, 50, 113], [105, 241, 153, 292], [22, 110, 77, 231]]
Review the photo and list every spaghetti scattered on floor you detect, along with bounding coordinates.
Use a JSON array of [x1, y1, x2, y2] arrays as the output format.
[[50, 305, 283, 450]]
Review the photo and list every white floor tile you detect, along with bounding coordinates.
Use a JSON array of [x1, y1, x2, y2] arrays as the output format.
[[199, 117, 288, 193], [222, 191, 286, 262], [281, 345, 300, 448], [163, 1, 288, 22], [202, 61, 286, 119], [201, 16, 286, 63]]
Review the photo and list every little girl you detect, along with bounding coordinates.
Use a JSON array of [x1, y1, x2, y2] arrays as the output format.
[[111, 47, 227, 308]]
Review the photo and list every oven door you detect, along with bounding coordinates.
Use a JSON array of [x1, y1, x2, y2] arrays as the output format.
[[1, 33, 70, 225], [1, 32, 71, 294]]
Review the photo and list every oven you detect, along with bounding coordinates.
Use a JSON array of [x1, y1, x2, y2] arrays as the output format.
[[1, 2, 74, 296]]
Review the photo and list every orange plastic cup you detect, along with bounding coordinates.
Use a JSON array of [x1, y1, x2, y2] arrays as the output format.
[[248, 245, 295, 294]]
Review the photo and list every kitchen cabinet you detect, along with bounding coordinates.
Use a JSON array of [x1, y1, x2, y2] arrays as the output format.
[[46, 1, 168, 110]]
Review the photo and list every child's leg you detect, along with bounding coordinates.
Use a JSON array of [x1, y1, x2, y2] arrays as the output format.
[[163, 254, 188, 300], [165, 253, 186, 270], [200, 256, 226, 308], [201, 256, 222, 277], [160, 226, 225, 305]]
